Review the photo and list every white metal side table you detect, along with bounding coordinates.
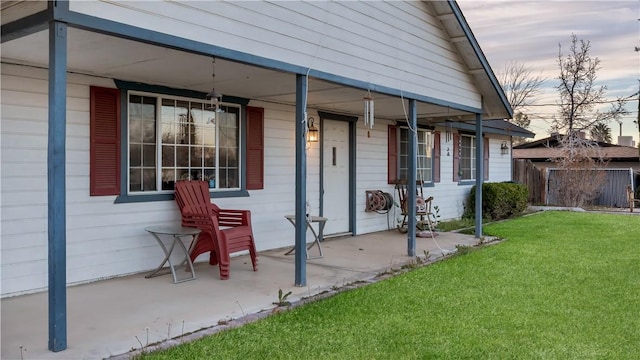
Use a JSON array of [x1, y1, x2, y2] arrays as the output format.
[[144, 225, 200, 283], [284, 215, 327, 259]]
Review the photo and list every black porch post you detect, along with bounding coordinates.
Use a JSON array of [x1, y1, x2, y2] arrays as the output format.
[[48, 20, 68, 352], [294, 74, 308, 286]]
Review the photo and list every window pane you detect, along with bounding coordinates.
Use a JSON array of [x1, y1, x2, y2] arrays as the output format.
[[129, 144, 141, 167], [204, 147, 216, 167], [190, 146, 203, 167], [142, 120, 156, 143], [143, 144, 156, 167], [161, 169, 175, 190], [129, 168, 141, 192], [162, 145, 175, 167], [129, 117, 142, 142], [194, 126, 204, 145], [220, 147, 228, 167], [176, 146, 189, 167], [177, 169, 190, 181], [143, 97, 157, 116], [227, 148, 238, 168], [204, 169, 215, 188], [161, 121, 176, 144], [142, 169, 156, 191], [220, 168, 239, 189], [400, 128, 408, 142]]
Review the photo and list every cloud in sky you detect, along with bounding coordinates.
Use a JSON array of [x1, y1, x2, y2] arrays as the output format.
[[458, 0, 640, 141]]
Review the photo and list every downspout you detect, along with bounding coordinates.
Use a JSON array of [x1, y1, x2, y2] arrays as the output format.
[[294, 74, 308, 286], [475, 112, 483, 238], [48, 20, 68, 352]]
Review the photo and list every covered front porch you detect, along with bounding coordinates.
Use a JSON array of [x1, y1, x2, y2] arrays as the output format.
[[1, 229, 481, 360]]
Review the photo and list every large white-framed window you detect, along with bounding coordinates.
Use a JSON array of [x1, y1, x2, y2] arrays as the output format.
[[398, 127, 434, 183], [459, 134, 476, 181], [128, 92, 241, 194]]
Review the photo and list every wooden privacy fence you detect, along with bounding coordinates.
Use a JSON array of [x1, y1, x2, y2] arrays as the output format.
[[513, 159, 546, 205]]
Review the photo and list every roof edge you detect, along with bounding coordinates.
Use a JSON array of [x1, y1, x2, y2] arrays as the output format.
[[447, 0, 513, 119]]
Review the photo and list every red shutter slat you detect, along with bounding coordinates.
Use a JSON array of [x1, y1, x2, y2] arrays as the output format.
[[433, 131, 441, 183], [484, 137, 490, 181], [246, 106, 264, 190], [453, 133, 460, 182], [90, 86, 120, 196], [387, 125, 397, 184]]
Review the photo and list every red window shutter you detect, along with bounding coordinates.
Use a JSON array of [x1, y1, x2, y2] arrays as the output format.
[[387, 125, 397, 184], [246, 106, 264, 190], [90, 86, 120, 196], [483, 137, 490, 181], [433, 131, 441, 183], [453, 133, 460, 182]]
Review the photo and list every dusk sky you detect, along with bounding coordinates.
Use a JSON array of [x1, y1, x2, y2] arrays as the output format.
[[457, 0, 639, 143]]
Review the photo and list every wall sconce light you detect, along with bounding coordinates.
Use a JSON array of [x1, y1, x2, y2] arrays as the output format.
[[500, 141, 509, 155], [307, 117, 319, 142]]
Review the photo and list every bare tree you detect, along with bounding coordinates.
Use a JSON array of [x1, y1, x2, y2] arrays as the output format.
[[498, 61, 545, 129], [552, 34, 627, 134], [549, 34, 626, 207], [590, 123, 612, 143]]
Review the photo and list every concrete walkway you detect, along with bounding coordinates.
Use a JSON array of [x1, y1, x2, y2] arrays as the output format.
[[1, 230, 480, 360]]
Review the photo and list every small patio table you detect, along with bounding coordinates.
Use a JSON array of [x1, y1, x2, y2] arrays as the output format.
[[284, 215, 327, 259], [144, 225, 200, 283]]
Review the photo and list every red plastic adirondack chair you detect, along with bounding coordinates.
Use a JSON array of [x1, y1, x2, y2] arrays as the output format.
[[174, 180, 258, 279]]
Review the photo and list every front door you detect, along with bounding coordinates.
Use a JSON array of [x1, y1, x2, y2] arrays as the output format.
[[322, 119, 350, 236]]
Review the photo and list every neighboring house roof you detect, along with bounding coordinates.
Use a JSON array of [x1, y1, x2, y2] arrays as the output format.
[[513, 135, 639, 161], [434, 119, 535, 138]]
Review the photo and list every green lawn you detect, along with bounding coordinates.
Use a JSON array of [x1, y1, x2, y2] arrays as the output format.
[[140, 211, 640, 359]]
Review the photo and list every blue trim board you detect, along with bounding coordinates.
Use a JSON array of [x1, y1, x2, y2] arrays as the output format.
[[294, 74, 308, 287], [1, 9, 50, 43], [114, 79, 250, 105], [406, 99, 417, 257], [317, 111, 358, 123], [474, 112, 483, 238], [48, 20, 68, 352], [349, 118, 357, 235], [319, 119, 324, 219], [114, 190, 249, 204]]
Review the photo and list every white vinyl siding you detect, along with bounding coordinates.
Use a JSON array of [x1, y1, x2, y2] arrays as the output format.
[[68, 1, 481, 109]]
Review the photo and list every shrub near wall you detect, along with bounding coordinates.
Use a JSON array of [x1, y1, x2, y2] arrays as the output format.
[[464, 182, 529, 220]]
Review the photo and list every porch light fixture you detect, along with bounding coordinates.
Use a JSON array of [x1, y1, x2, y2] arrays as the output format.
[[307, 117, 319, 142], [501, 141, 509, 155], [364, 90, 374, 129], [206, 57, 223, 115]]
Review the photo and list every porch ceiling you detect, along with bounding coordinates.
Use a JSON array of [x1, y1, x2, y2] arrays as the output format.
[[1, 27, 474, 123]]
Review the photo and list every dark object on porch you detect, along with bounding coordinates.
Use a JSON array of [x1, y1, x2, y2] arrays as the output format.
[[393, 179, 438, 235], [174, 180, 258, 279]]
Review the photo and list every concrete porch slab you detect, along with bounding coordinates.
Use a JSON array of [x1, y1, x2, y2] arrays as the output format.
[[1, 230, 480, 360]]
